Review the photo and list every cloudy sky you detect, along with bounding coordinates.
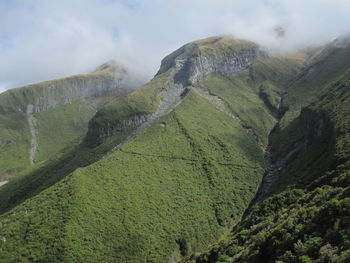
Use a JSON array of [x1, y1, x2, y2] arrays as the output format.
[[0, 0, 350, 92]]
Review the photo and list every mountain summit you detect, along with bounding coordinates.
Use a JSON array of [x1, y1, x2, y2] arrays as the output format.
[[0, 60, 142, 182]]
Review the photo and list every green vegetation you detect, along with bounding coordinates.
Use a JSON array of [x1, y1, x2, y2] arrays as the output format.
[[1, 36, 349, 263], [280, 41, 350, 126], [194, 36, 257, 56], [269, 43, 350, 193], [185, 43, 350, 263], [0, 110, 30, 180], [202, 73, 275, 146], [0, 101, 95, 181], [0, 98, 95, 179], [86, 70, 173, 145], [0, 90, 265, 262], [0, 127, 131, 214], [34, 100, 96, 163], [0, 62, 135, 179]]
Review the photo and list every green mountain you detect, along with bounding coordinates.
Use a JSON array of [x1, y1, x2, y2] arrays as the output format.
[[0, 61, 141, 182], [0, 36, 349, 263], [186, 37, 350, 263]]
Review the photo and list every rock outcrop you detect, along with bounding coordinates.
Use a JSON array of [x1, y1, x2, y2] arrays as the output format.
[[157, 36, 258, 86], [174, 49, 257, 85], [26, 104, 38, 166], [0, 62, 141, 114], [88, 37, 259, 149], [0, 60, 143, 175]]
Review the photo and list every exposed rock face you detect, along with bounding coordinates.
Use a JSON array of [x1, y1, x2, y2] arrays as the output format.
[[0, 62, 141, 114], [156, 43, 197, 75], [30, 73, 136, 114], [174, 49, 257, 85], [90, 37, 259, 148], [32, 76, 121, 113], [109, 83, 188, 153], [157, 37, 258, 86], [26, 104, 38, 166], [0, 61, 142, 171]]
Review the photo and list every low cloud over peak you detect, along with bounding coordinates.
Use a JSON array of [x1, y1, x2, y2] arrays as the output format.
[[1, 0, 349, 92]]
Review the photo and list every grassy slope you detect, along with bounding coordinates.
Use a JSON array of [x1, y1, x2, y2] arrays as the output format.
[[0, 130, 130, 214], [190, 69, 350, 263], [0, 111, 31, 180], [280, 42, 350, 127], [0, 99, 96, 179], [186, 43, 350, 263], [0, 70, 173, 215], [195, 36, 257, 56], [0, 90, 265, 262], [202, 72, 275, 146], [85, 70, 173, 145], [0, 65, 133, 178], [34, 101, 95, 163], [201, 50, 307, 146], [269, 44, 350, 193], [0, 37, 312, 262]]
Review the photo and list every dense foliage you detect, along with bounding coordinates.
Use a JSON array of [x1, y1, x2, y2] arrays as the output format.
[[186, 44, 350, 263], [0, 90, 265, 262]]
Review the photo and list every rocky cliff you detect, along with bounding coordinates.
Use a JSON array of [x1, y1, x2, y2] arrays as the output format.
[[157, 36, 258, 85], [0, 60, 142, 178], [0, 61, 140, 114], [87, 37, 260, 146]]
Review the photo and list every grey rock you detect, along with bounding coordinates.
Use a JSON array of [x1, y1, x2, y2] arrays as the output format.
[[104, 40, 258, 153], [183, 50, 257, 85], [26, 104, 38, 166]]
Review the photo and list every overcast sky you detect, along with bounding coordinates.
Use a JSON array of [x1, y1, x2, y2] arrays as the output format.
[[0, 0, 350, 92]]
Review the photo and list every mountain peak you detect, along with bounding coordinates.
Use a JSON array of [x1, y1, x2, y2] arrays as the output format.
[[92, 60, 128, 75], [191, 35, 257, 50], [157, 36, 258, 85]]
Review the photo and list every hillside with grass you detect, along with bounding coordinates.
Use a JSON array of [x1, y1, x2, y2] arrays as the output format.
[[0, 61, 141, 182], [0, 36, 349, 263], [184, 39, 350, 263]]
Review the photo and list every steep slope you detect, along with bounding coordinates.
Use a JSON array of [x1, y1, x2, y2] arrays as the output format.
[[87, 36, 307, 149], [185, 40, 350, 263], [0, 36, 311, 262], [0, 61, 141, 182], [269, 39, 350, 194], [0, 90, 265, 262]]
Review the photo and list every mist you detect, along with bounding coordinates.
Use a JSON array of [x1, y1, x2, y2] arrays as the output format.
[[1, 0, 350, 92]]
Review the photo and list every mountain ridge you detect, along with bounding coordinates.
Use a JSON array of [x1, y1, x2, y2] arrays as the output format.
[[0, 35, 349, 262], [0, 60, 142, 182]]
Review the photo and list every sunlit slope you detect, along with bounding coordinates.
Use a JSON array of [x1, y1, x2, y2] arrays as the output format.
[[0, 36, 314, 262], [0, 62, 140, 180], [281, 38, 350, 125], [0, 90, 264, 262], [0, 70, 173, 215]]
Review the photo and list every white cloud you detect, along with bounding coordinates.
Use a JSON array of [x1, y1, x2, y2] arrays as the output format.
[[0, 0, 350, 92]]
